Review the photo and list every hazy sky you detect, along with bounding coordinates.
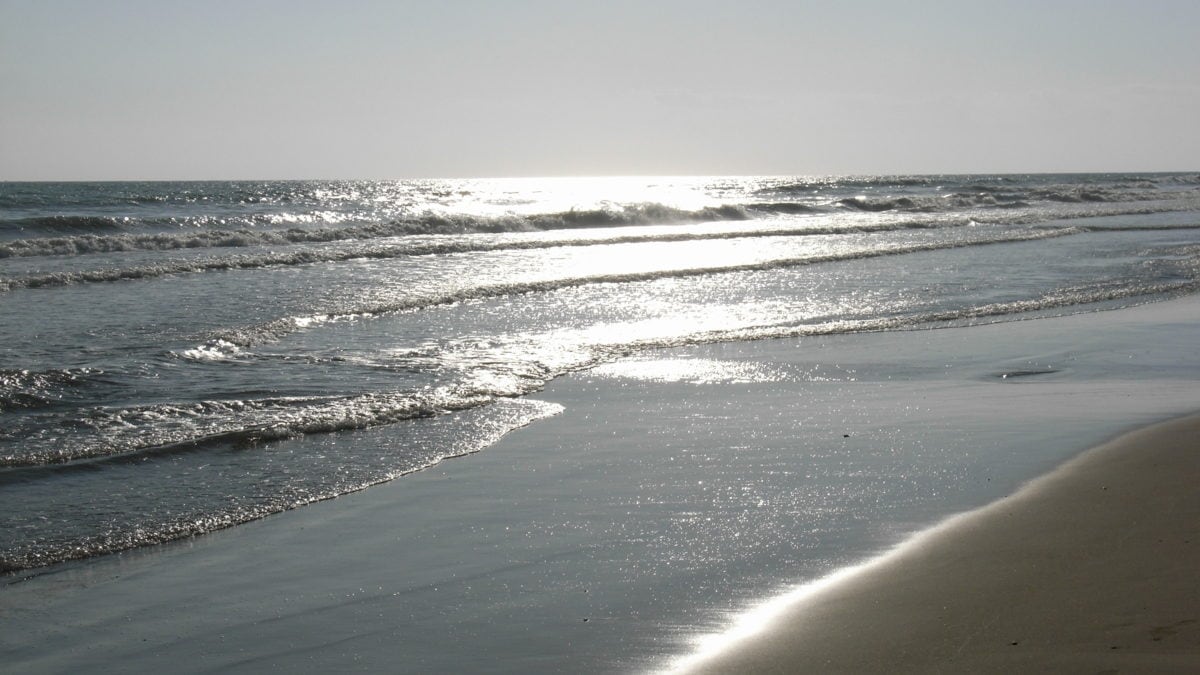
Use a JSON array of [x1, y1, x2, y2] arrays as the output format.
[[2, 0, 1197, 180]]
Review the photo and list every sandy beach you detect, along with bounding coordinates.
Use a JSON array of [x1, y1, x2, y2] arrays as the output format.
[[676, 412, 1200, 673], [4, 1, 1199, 671]]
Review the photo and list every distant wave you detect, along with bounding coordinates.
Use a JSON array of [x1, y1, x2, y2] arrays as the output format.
[[396, 203, 758, 233], [0, 203, 761, 256], [757, 173, 1200, 195], [1031, 188, 1122, 203], [0, 212, 352, 247], [1156, 173, 1200, 186], [6, 187, 1197, 259], [210, 228, 1083, 348], [0, 215, 134, 236], [604, 278, 1200, 359], [836, 196, 930, 212], [0, 180, 347, 211], [7, 199, 1199, 292], [743, 174, 1196, 213], [833, 186, 1177, 213], [754, 176, 949, 195], [0, 220, 978, 291]]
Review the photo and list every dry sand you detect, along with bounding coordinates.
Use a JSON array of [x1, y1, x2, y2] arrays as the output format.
[[675, 413, 1200, 673]]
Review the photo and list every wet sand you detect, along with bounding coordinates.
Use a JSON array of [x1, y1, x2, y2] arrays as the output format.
[[675, 413, 1200, 673]]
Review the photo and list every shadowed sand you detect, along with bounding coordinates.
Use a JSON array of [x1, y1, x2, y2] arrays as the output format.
[[674, 413, 1200, 673]]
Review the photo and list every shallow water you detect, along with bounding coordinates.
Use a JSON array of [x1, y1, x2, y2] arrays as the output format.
[[2, 173, 1200, 574], [4, 297, 1200, 674]]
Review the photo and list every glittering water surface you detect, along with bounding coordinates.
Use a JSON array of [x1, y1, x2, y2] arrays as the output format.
[[2, 174, 1200, 573]]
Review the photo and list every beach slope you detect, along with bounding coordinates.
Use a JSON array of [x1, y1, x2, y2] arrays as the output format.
[[677, 413, 1200, 673]]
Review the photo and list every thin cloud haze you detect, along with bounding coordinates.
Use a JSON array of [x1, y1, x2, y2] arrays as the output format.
[[1, 0, 1197, 179]]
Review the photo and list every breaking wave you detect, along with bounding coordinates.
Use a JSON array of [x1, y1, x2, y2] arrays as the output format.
[[5, 182, 1196, 261], [0, 398, 563, 573], [21, 211, 1197, 294], [0, 203, 759, 257], [1, 377, 556, 468], [0, 219, 980, 291]]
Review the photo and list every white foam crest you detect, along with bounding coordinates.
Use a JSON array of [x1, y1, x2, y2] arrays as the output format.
[[0, 397, 564, 573], [0, 217, 976, 290], [0, 203, 761, 259], [15, 202, 1200, 293], [10, 182, 1192, 262], [177, 339, 243, 361], [0, 362, 563, 468]]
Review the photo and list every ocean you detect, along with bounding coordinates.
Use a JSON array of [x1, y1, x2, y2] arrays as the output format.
[[3, 173, 1200, 575], [4, 174, 1200, 670]]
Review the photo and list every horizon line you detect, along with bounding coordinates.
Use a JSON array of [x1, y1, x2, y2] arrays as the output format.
[[3, 169, 1198, 184]]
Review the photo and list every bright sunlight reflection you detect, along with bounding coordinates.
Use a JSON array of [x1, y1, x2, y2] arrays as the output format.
[[418, 176, 738, 219], [662, 506, 991, 673]]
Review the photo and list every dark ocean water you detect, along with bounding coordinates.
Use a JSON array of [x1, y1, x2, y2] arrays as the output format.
[[3, 173, 1199, 573]]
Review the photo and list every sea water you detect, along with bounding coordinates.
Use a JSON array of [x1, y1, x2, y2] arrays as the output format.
[[3, 174, 1200, 575], [4, 175, 1200, 672]]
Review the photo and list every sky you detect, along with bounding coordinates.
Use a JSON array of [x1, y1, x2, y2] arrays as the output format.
[[1, 0, 1198, 180]]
